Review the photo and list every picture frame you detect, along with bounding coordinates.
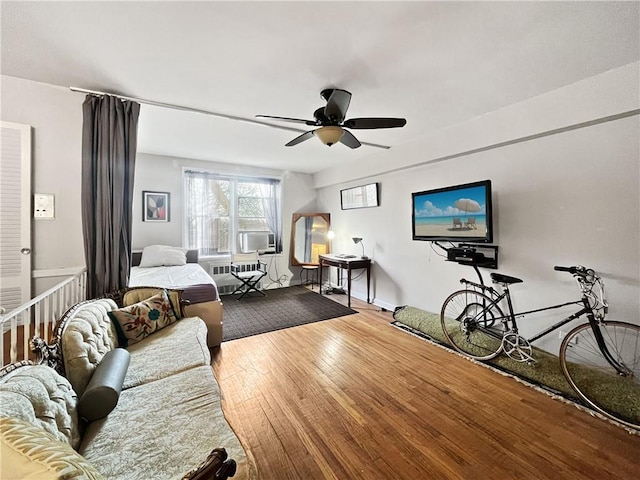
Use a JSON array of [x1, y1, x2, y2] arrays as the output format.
[[340, 183, 380, 210], [143, 191, 170, 222]]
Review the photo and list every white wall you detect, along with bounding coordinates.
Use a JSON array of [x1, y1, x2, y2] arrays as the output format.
[[4, 63, 638, 337], [133, 153, 317, 286], [1, 76, 86, 293], [132, 154, 184, 248], [0, 75, 318, 294], [315, 63, 640, 353]]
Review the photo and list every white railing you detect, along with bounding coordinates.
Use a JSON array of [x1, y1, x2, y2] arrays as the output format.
[[1, 268, 87, 367]]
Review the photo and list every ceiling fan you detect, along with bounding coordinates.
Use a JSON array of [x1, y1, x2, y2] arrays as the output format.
[[256, 88, 406, 149]]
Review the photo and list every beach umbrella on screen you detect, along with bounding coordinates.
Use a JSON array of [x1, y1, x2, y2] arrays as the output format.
[[455, 198, 481, 215], [455, 198, 481, 229]]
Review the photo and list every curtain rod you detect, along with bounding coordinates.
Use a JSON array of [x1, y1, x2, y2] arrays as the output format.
[[69, 86, 390, 150]]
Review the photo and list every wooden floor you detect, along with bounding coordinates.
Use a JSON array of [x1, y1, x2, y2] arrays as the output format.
[[212, 291, 640, 480]]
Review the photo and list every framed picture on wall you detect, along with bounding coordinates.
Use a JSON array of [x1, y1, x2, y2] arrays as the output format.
[[143, 191, 170, 222]]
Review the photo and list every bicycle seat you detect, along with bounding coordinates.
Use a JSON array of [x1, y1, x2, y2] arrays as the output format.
[[490, 273, 523, 285]]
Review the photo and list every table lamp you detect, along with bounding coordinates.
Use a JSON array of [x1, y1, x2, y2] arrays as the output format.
[[352, 237, 368, 259]]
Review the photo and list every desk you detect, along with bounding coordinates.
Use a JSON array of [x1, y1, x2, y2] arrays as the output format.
[[319, 254, 371, 308]]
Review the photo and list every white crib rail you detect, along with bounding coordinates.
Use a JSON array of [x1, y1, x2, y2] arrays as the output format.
[[1, 268, 87, 367]]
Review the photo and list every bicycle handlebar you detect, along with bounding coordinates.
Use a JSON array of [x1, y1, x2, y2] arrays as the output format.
[[555, 265, 607, 317], [554, 265, 579, 274], [555, 265, 600, 286], [554, 265, 592, 277]]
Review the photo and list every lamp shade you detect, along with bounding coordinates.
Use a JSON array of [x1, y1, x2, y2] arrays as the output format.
[[315, 126, 344, 146], [352, 237, 363, 244]]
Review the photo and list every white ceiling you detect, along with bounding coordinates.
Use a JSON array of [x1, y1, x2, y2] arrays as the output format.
[[2, 1, 638, 174]]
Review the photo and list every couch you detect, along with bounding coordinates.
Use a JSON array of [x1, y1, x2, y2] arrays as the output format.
[[0, 292, 256, 480]]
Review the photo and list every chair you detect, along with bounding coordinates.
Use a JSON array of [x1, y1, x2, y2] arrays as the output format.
[[453, 217, 463, 229], [301, 264, 319, 290], [230, 252, 267, 300], [465, 217, 477, 229]]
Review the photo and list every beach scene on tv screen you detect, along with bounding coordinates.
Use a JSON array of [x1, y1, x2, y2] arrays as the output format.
[[414, 185, 488, 238]]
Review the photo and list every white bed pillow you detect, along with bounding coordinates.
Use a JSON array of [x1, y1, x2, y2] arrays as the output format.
[[138, 245, 187, 267]]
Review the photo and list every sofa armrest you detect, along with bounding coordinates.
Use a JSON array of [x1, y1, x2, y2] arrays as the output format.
[[58, 299, 120, 396], [1, 417, 106, 480], [0, 363, 81, 449]]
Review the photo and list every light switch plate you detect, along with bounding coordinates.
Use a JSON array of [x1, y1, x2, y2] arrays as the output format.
[[34, 193, 55, 219]]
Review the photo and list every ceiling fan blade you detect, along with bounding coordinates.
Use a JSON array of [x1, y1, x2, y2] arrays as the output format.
[[342, 117, 407, 129], [324, 89, 352, 122], [285, 130, 315, 147], [339, 129, 361, 149], [256, 115, 315, 126]]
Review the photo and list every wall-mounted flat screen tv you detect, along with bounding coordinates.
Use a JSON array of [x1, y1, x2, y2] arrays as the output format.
[[412, 180, 493, 243]]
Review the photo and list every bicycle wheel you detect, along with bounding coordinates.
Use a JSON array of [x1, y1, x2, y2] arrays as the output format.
[[440, 289, 507, 361], [560, 321, 640, 430]]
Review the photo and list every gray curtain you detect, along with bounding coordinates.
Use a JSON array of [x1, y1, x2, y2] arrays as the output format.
[[82, 95, 140, 298]]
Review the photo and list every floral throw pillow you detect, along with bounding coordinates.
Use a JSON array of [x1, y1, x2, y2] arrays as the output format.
[[107, 290, 178, 347]]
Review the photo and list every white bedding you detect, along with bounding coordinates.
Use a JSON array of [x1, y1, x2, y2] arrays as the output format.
[[129, 264, 215, 289]]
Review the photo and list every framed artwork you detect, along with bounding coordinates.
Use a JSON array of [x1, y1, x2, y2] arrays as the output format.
[[340, 183, 380, 210], [143, 191, 170, 222]]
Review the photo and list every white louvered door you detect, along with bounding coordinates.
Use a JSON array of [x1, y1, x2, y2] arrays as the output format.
[[0, 122, 31, 315]]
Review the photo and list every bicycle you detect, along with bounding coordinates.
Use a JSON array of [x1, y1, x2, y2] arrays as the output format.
[[439, 265, 640, 430]]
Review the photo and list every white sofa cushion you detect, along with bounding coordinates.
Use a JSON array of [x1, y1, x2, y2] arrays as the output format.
[[123, 316, 211, 389], [80, 366, 251, 480], [59, 298, 210, 393]]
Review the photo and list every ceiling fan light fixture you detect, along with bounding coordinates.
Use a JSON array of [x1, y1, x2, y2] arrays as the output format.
[[259, 89, 406, 149], [314, 126, 344, 146]]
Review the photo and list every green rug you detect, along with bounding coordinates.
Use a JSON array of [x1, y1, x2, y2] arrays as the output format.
[[392, 306, 640, 432], [392, 306, 581, 400]]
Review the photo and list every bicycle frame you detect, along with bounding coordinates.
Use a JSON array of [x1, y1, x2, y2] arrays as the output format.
[[462, 279, 630, 375], [465, 285, 582, 340]]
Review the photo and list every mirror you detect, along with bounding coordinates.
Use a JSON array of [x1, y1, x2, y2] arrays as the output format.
[[290, 213, 330, 266]]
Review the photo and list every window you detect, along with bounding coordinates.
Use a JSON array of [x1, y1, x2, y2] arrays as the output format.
[[184, 170, 282, 256]]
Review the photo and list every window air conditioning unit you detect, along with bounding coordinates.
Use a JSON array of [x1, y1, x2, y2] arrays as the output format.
[[240, 232, 276, 254]]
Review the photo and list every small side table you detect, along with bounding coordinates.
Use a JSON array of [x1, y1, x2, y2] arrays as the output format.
[[318, 255, 371, 308], [301, 265, 319, 290]]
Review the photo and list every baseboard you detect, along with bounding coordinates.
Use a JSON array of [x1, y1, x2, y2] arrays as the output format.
[[348, 290, 396, 312], [268, 280, 397, 312]]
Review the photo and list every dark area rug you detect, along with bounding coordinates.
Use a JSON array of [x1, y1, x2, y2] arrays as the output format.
[[221, 286, 357, 341]]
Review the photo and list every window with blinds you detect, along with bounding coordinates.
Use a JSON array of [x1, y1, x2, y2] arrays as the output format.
[[183, 170, 282, 256]]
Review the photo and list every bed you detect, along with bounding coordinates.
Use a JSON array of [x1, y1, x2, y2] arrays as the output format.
[[128, 246, 223, 347]]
